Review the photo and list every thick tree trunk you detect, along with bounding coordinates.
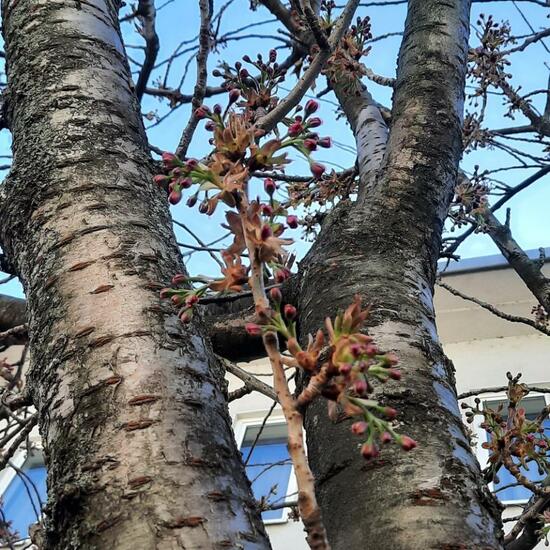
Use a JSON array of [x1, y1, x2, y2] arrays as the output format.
[[0, 1, 270, 548], [296, 1, 503, 548]]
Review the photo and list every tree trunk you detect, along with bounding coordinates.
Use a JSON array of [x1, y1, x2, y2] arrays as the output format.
[[297, 1, 503, 548], [0, 1, 270, 548]]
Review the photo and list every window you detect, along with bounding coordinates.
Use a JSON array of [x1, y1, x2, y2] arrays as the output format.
[[1, 451, 47, 541], [483, 396, 550, 503], [240, 422, 292, 522]]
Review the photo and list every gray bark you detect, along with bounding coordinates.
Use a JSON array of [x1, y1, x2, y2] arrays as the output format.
[[0, 1, 270, 548], [296, 1, 504, 548]]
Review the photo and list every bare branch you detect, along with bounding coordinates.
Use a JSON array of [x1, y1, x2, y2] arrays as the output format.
[[134, 0, 160, 102], [220, 357, 278, 402]]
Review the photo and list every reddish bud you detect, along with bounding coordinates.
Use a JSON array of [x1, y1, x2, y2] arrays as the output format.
[[195, 107, 208, 119], [169, 190, 182, 205], [180, 311, 192, 324], [350, 343, 364, 358], [260, 224, 272, 241], [242, 55, 251, 63], [351, 421, 368, 435], [229, 88, 240, 103], [205, 121, 216, 132], [354, 379, 368, 395], [308, 117, 322, 128], [264, 178, 277, 195], [339, 363, 352, 375], [245, 323, 262, 336], [185, 158, 198, 170], [269, 49, 277, 63], [213, 103, 222, 115], [310, 162, 326, 179], [275, 267, 291, 283], [159, 288, 173, 299], [269, 287, 282, 303], [284, 304, 297, 320], [186, 294, 199, 307], [239, 68, 249, 78], [171, 294, 185, 306], [198, 201, 209, 214], [361, 442, 379, 459], [288, 121, 303, 137], [383, 407, 398, 420], [318, 136, 332, 148], [305, 99, 319, 115], [178, 177, 192, 189], [162, 152, 178, 166], [153, 174, 168, 186], [261, 204, 273, 216], [388, 368, 401, 381], [303, 138, 317, 151], [380, 432, 393, 444], [400, 436, 417, 451], [186, 194, 198, 208], [172, 273, 187, 285], [286, 215, 299, 229], [365, 344, 379, 356]]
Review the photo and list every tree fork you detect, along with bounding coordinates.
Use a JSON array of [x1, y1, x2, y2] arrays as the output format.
[[0, 1, 270, 548]]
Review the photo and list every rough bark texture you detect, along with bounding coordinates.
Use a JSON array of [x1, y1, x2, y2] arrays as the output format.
[[296, 1, 504, 548], [0, 1, 270, 548]]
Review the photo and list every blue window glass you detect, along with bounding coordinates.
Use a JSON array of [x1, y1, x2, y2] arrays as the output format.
[[486, 397, 550, 502], [2, 452, 47, 540], [240, 423, 292, 521]]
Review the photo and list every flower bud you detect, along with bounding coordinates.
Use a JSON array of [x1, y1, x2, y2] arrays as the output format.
[[318, 136, 332, 148], [286, 215, 298, 229], [354, 379, 368, 395], [269, 287, 282, 304], [400, 436, 417, 451], [180, 311, 192, 324], [310, 162, 326, 179], [178, 177, 193, 189], [159, 288, 173, 299], [162, 151, 178, 166], [269, 49, 277, 63], [261, 204, 273, 216], [308, 117, 322, 128], [153, 174, 169, 186], [195, 106, 208, 119], [284, 304, 297, 320], [275, 267, 291, 283], [339, 363, 352, 375], [171, 294, 185, 306], [388, 368, 401, 381], [205, 121, 216, 132], [305, 99, 319, 115], [351, 421, 368, 435], [303, 138, 317, 151], [239, 68, 249, 78], [383, 407, 398, 420], [242, 55, 251, 63], [260, 224, 272, 241], [213, 103, 222, 115], [361, 442, 379, 459], [172, 273, 187, 284], [229, 88, 240, 103], [198, 201, 209, 214], [186, 194, 198, 208], [169, 190, 182, 205], [380, 432, 392, 444], [185, 158, 198, 170], [288, 121, 303, 137], [212, 69, 222, 77], [264, 178, 276, 195], [245, 323, 262, 336], [350, 343, 363, 358]]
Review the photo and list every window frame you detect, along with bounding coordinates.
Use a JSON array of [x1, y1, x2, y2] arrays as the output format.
[[233, 410, 299, 525], [0, 436, 45, 545], [470, 389, 550, 506]]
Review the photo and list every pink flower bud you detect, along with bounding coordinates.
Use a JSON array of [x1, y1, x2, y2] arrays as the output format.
[[383, 407, 398, 420], [261, 204, 273, 216], [269, 287, 282, 303], [186, 294, 199, 307], [213, 104, 222, 115], [180, 311, 192, 324], [178, 177, 192, 189], [269, 49, 277, 63], [275, 267, 291, 283], [162, 152, 178, 166], [380, 432, 392, 444], [318, 136, 332, 148], [310, 162, 326, 179], [305, 99, 319, 115], [339, 363, 352, 375], [308, 117, 322, 128], [365, 344, 379, 355], [159, 288, 173, 299], [354, 379, 368, 395], [239, 68, 249, 78], [186, 194, 198, 208], [264, 178, 276, 195], [171, 294, 185, 306], [205, 121, 216, 132], [284, 304, 297, 320], [288, 121, 303, 137], [361, 442, 379, 459], [388, 368, 401, 381], [400, 436, 417, 451], [245, 323, 262, 336], [303, 138, 317, 151], [169, 190, 182, 205], [195, 107, 208, 119], [260, 224, 272, 241], [172, 273, 187, 285], [350, 343, 364, 358], [286, 215, 298, 229], [229, 88, 240, 103], [185, 158, 198, 170], [153, 174, 168, 186], [351, 421, 368, 435]]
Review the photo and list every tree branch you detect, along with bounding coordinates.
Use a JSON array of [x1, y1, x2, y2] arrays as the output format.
[[134, 0, 160, 101]]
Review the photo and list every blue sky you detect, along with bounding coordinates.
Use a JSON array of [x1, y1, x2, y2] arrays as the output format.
[[1, 0, 549, 298]]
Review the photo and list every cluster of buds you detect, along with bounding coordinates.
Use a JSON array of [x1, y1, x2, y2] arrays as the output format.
[[448, 169, 490, 230], [159, 274, 206, 324], [247, 295, 417, 460], [462, 373, 549, 487], [462, 112, 493, 151]]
